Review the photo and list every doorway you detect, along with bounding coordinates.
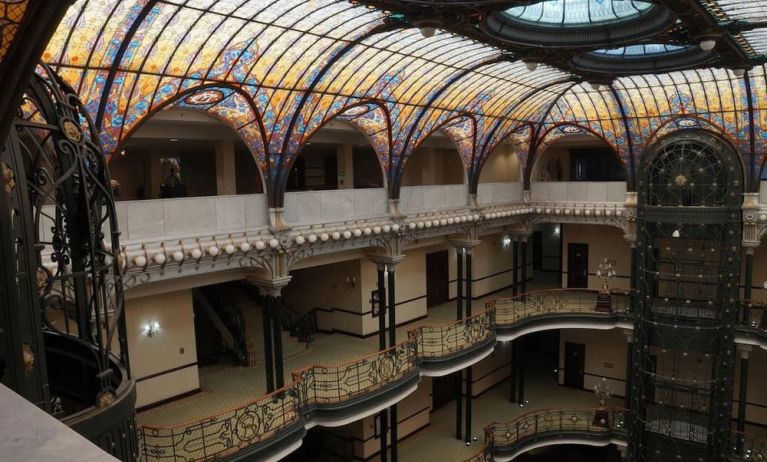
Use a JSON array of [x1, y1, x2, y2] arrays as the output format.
[[563, 342, 585, 389], [567, 243, 589, 288], [426, 250, 449, 308]]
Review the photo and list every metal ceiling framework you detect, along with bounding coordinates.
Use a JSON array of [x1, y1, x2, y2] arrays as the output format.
[[39, 0, 767, 207]]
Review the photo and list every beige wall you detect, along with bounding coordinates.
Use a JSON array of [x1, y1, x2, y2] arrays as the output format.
[[401, 147, 465, 186], [448, 233, 516, 299], [561, 224, 631, 290], [746, 244, 767, 303], [468, 341, 511, 396], [558, 328, 629, 398], [480, 144, 521, 183], [126, 289, 199, 408], [284, 259, 363, 334]]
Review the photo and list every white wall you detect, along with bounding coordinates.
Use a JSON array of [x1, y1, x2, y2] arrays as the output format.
[[530, 181, 626, 203], [126, 289, 199, 408]]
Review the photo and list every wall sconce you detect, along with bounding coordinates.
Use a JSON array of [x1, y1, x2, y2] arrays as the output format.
[[502, 236, 512, 249], [345, 276, 357, 287], [143, 321, 160, 338], [554, 225, 560, 235]]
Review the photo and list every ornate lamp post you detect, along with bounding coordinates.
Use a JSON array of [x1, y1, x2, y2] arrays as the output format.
[[595, 258, 617, 312], [593, 377, 613, 428]]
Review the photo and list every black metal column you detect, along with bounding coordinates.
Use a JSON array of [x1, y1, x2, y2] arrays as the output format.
[[512, 240, 519, 296], [517, 337, 526, 406], [509, 340, 516, 402], [387, 266, 398, 462], [624, 332, 633, 409], [737, 348, 750, 436], [455, 248, 463, 440], [520, 239, 528, 295], [272, 295, 285, 389], [743, 252, 754, 325], [261, 295, 275, 393], [630, 245, 637, 291], [465, 250, 473, 444], [376, 266, 388, 462]]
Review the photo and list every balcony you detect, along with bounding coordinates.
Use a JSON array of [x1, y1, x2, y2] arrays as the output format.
[[468, 408, 627, 462], [530, 181, 627, 204], [399, 184, 470, 213], [137, 288, 634, 462]]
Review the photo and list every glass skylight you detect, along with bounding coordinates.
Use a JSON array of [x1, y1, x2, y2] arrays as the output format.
[[505, 0, 654, 26], [592, 44, 688, 56]]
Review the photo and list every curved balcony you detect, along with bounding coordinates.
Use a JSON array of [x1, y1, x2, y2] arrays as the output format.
[[735, 300, 767, 350], [492, 289, 633, 342], [467, 408, 628, 462], [138, 289, 633, 461]]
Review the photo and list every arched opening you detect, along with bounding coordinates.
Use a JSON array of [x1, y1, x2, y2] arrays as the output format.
[[285, 119, 385, 192], [109, 108, 265, 200], [532, 134, 626, 182], [400, 132, 466, 186]]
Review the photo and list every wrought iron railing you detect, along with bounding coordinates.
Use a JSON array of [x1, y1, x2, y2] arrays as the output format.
[[731, 432, 767, 461], [490, 288, 631, 327], [140, 385, 301, 461], [138, 288, 636, 461], [408, 309, 495, 359], [293, 341, 418, 406], [466, 408, 627, 461]]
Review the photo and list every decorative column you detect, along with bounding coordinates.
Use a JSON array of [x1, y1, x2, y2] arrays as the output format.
[[376, 264, 388, 462], [517, 336, 526, 407], [512, 239, 519, 296], [455, 247, 463, 440], [465, 247, 474, 445], [509, 339, 516, 403], [743, 247, 755, 325], [252, 276, 291, 391], [737, 345, 752, 449], [387, 263, 398, 462], [520, 238, 528, 295], [623, 330, 633, 409]]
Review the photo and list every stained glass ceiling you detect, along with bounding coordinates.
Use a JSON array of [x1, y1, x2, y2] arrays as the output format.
[[504, 0, 654, 27], [593, 44, 689, 57], [39, 0, 767, 199]]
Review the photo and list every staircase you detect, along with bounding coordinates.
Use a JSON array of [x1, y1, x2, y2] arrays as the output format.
[[234, 282, 315, 367], [192, 288, 248, 364]]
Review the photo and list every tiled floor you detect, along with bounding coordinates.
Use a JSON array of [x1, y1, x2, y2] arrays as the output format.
[[138, 281, 556, 427]]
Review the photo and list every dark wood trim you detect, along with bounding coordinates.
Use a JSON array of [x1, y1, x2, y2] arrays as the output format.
[[317, 314, 429, 339], [472, 361, 511, 383], [136, 362, 198, 383], [135, 387, 202, 413]]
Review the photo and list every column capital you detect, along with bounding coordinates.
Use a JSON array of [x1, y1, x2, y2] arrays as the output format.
[[450, 238, 480, 253], [737, 344, 753, 359], [246, 274, 292, 297], [369, 254, 404, 269]]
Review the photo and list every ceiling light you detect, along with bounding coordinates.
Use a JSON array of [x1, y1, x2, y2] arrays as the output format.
[[672, 229, 681, 238], [525, 61, 538, 72], [169, 138, 179, 142], [699, 39, 716, 51], [420, 27, 436, 38], [731, 68, 747, 78]]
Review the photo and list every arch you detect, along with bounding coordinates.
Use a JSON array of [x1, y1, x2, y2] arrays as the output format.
[[278, 99, 391, 194], [475, 128, 527, 184], [528, 123, 629, 185], [639, 128, 746, 209], [398, 112, 475, 182], [400, 121, 468, 188], [112, 83, 267, 166], [640, 114, 737, 157], [112, 84, 270, 199]]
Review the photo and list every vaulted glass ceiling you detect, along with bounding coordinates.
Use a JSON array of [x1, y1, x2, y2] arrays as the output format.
[[593, 44, 688, 56], [504, 0, 654, 27], [40, 0, 767, 201]]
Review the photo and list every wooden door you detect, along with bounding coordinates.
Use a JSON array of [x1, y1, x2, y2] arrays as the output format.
[[567, 243, 589, 288], [563, 342, 585, 389], [426, 250, 449, 308]]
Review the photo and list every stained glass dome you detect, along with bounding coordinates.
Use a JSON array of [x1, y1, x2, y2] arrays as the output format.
[[505, 0, 654, 27], [592, 44, 689, 56]]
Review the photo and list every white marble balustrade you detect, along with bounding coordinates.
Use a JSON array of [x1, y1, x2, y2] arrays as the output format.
[[530, 181, 627, 203], [477, 182, 523, 206], [282, 188, 388, 226], [399, 184, 469, 213]]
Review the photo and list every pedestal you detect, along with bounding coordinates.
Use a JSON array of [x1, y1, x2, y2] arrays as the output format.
[[592, 408, 610, 428], [595, 292, 612, 313]]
